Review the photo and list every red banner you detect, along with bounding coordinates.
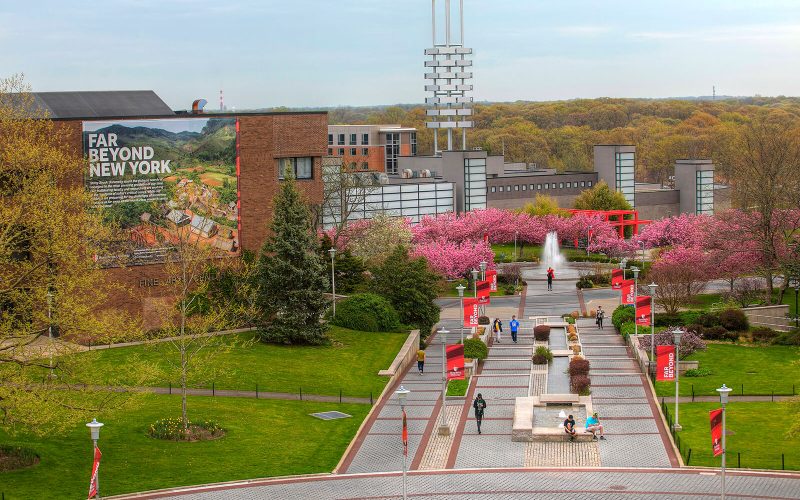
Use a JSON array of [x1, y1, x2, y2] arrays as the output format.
[[476, 279, 491, 298], [710, 408, 723, 457], [635, 296, 651, 326], [485, 270, 498, 292], [402, 409, 408, 456], [477, 295, 490, 305], [87, 445, 102, 499], [446, 344, 465, 380], [611, 269, 624, 290], [620, 279, 636, 304], [463, 298, 480, 327], [656, 345, 676, 381]]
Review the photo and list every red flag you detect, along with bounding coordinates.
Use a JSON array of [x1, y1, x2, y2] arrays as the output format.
[[620, 279, 636, 304], [635, 296, 651, 326], [656, 345, 676, 381], [87, 445, 102, 499], [446, 344, 465, 380], [463, 298, 480, 327], [476, 279, 491, 298], [477, 295, 490, 305], [611, 269, 624, 290], [402, 409, 408, 456], [710, 408, 723, 457], [485, 270, 498, 292]]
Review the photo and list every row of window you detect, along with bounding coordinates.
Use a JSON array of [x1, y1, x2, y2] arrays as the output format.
[[329, 132, 371, 146], [490, 180, 593, 193], [329, 147, 371, 157]]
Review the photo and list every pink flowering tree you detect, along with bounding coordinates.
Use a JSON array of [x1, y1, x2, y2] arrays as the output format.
[[411, 239, 495, 279], [648, 246, 713, 314]]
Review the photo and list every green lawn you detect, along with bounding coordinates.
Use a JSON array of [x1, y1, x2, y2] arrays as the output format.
[[655, 344, 800, 397], [439, 279, 516, 298], [0, 395, 369, 499], [70, 327, 408, 398], [491, 243, 540, 263], [665, 402, 800, 471]]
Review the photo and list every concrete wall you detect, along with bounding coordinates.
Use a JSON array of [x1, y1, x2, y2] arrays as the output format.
[[634, 189, 680, 220], [593, 145, 635, 190], [742, 305, 791, 332]]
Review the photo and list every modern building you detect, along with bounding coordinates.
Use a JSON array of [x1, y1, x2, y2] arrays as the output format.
[[326, 124, 417, 174], [594, 145, 636, 207]]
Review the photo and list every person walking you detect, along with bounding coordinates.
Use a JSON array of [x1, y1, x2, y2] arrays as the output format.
[[546, 267, 555, 291], [596, 306, 605, 330], [492, 318, 503, 343], [473, 393, 487, 434], [416, 346, 426, 374], [509, 315, 520, 343]]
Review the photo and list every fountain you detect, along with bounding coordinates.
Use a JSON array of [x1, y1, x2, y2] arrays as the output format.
[[542, 231, 565, 273]]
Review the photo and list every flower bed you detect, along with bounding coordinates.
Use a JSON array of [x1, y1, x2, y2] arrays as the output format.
[[148, 418, 225, 442]]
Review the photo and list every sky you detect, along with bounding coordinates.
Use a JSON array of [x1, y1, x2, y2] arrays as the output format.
[[2, 0, 799, 110]]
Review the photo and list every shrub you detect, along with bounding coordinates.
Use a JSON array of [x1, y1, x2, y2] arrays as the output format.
[[637, 329, 706, 359], [567, 324, 577, 334], [331, 293, 401, 332], [774, 328, 800, 346], [447, 379, 469, 396], [685, 323, 704, 336], [684, 367, 713, 377], [571, 344, 581, 354], [697, 312, 721, 328], [569, 358, 590, 377], [576, 277, 594, 289], [719, 308, 749, 332], [148, 418, 224, 441], [532, 346, 553, 364], [463, 337, 488, 360], [568, 333, 578, 342], [570, 374, 591, 395], [702, 325, 730, 341], [478, 315, 490, 325], [654, 313, 681, 327], [533, 325, 551, 341], [563, 316, 576, 325], [679, 310, 703, 325], [612, 305, 634, 329], [751, 326, 779, 343]]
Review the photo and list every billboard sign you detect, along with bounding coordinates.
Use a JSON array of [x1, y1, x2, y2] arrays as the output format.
[[83, 118, 239, 266]]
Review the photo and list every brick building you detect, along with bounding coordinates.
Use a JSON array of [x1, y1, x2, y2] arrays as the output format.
[[327, 124, 417, 174]]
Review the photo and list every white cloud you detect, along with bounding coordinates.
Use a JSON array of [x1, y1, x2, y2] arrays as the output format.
[[630, 24, 800, 44], [555, 25, 612, 36]]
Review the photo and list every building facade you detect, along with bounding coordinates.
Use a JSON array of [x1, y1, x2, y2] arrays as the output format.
[[326, 124, 417, 174]]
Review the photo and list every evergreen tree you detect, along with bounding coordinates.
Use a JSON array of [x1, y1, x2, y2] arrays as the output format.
[[257, 172, 329, 345]]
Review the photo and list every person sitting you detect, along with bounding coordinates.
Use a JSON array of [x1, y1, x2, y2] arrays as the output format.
[[585, 412, 605, 440], [563, 414, 577, 441]]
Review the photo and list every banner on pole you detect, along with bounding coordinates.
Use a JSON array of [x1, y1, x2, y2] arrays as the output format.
[[620, 279, 636, 304], [446, 344, 465, 380], [485, 270, 498, 292], [710, 408, 723, 457], [656, 345, 676, 381], [477, 295, 490, 305], [402, 409, 408, 456], [635, 296, 651, 326], [476, 279, 491, 298], [87, 445, 102, 499], [463, 298, 480, 327], [611, 269, 624, 290]]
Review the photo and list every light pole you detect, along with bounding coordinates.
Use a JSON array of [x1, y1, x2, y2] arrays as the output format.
[[790, 278, 800, 328], [672, 328, 683, 431], [717, 384, 732, 500], [438, 328, 451, 435], [640, 240, 646, 263], [479, 261, 487, 316], [457, 284, 466, 345], [396, 385, 410, 500], [471, 269, 478, 299], [47, 289, 54, 378], [86, 418, 104, 499], [648, 282, 658, 376], [328, 247, 337, 316], [631, 266, 640, 339], [620, 258, 628, 280], [587, 224, 592, 256]]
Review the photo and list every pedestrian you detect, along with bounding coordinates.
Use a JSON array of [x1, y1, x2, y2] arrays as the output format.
[[546, 267, 555, 291], [564, 414, 577, 441], [473, 393, 487, 434], [596, 306, 605, 330], [492, 318, 503, 343], [585, 412, 605, 440], [509, 314, 520, 343], [416, 345, 426, 374]]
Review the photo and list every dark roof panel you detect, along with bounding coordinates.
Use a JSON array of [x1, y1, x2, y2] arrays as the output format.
[[31, 90, 175, 119]]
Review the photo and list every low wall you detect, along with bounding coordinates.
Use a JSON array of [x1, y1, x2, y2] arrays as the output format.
[[378, 329, 421, 378], [742, 305, 791, 332]]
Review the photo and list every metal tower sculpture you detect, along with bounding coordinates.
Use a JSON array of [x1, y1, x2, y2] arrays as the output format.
[[425, 0, 474, 153]]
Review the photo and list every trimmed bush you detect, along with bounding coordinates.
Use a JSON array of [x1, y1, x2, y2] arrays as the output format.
[[698, 312, 721, 328], [478, 315, 490, 325], [654, 313, 681, 327], [702, 325, 730, 341], [619, 321, 636, 338], [563, 316, 576, 325], [612, 305, 634, 329], [463, 337, 488, 360], [532, 346, 553, 364], [148, 418, 224, 441], [570, 374, 591, 395], [568, 333, 578, 342], [719, 308, 749, 332], [637, 329, 706, 359], [685, 323, 704, 336], [569, 357, 590, 377], [751, 326, 778, 343], [774, 328, 800, 346], [330, 293, 401, 332], [684, 367, 713, 377], [533, 325, 551, 341]]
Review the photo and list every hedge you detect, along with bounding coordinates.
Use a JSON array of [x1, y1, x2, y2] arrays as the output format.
[[330, 293, 400, 332], [464, 337, 488, 360], [612, 305, 634, 330]]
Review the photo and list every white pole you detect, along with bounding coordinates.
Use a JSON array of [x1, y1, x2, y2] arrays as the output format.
[[402, 449, 407, 500], [445, 0, 450, 45], [721, 402, 727, 500], [460, 295, 465, 345], [674, 340, 681, 430], [432, 0, 436, 45], [439, 328, 450, 434], [93, 439, 100, 498], [459, 0, 464, 45]]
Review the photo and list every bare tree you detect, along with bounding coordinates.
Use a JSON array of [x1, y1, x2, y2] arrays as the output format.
[[319, 156, 380, 241]]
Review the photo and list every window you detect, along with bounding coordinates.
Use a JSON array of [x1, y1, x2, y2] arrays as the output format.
[[338, 134, 345, 145], [536, 184, 541, 190], [559, 182, 564, 189], [385, 132, 400, 174], [498, 186, 504, 192], [464, 158, 487, 211], [615, 152, 635, 206], [362, 148, 369, 156], [361, 162, 369, 170], [544, 183, 550, 189], [522, 185, 527, 191], [328, 134, 333, 146], [411, 132, 417, 156], [514, 185, 519, 191], [277, 157, 313, 180], [338, 148, 345, 155], [349, 133, 357, 145], [362, 133, 369, 145], [327, 148, 333, 155], [350, 148, 357, 156], [581, 181, 585, 187], [529, 184, 534, 190], [491, 186, 496, 193], [588, 181, 593, 187]]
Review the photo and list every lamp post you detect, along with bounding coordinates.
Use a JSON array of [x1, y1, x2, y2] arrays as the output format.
[[456, 284, 466, 344], [631, 266, 640, 339], [717, 384, 732, 500], [587, 224, 592, 256], [438, 328, 451, 435], [672, 328, 683, 431], [328, 247, 337, 316], [620, 258, 628, 280], [640, 240, 646, 263], [790, 278, 800, 328], [396, 385, 410, 500], [471, 269, 479, 299], [479, 260, 487, 281], [648, 282, 658, 376], [86, 418, 104, 498]]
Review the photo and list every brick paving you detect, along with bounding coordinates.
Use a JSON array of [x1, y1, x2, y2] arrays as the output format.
[[525, 441, 601, 467], [418, 404, 462, 470]]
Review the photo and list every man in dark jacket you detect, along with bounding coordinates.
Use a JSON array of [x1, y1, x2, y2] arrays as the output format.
[[473, 393, 487, 434]]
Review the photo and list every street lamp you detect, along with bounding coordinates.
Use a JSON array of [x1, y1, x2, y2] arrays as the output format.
[[86, 418, 104, 498], [620, 258, 628, 280], [648, 282, 658, 376], [395, 385, 410, 500], [672, 328, 683, 431], [471, 269, 479, 298], [717, 384, 732, 500], [587, 224, 592, 256], [456, 284, 466, 344], [631, 266, 640, 339], [438, 328, 451, 436], [328, 247, 337, 316], [640, 240, 646, 263], [479, 260, 487, 281], [790, 278, 800, 328]]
